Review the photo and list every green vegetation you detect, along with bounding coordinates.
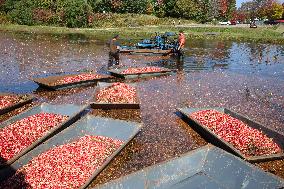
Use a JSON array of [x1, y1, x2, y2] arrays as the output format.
[[0, 0, 283, 28], [0, 0, 236, 27], [0, 0, 92, 27], [239, 0, 284, 21], [0, 23, 283, 44], [0, 0, 282, 44], [92, 13, 193, 27]]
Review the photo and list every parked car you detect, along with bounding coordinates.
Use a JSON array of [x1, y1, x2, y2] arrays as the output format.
[[219, 21, 231, 25], [264, 20, 278, 25], [275, 20, 284, 24], [229, 20, 237, 25]]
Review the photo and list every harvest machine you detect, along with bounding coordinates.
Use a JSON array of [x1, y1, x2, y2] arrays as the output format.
[[120, 32, 179, 55]]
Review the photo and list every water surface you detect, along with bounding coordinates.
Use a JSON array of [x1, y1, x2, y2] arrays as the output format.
[[0, 32, 283, 185]]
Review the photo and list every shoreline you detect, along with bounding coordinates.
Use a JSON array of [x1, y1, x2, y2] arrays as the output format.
[[1, 24, 284, 44]]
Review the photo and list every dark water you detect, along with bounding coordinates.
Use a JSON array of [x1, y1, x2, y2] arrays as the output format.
[[0, 32, 284, 185], [0, 33, 283, 91]]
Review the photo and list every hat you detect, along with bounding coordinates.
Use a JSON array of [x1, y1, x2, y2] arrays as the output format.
[[113, 34, 119, 38]]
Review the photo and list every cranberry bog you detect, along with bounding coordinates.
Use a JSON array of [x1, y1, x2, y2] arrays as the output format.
[[108, 66, 172, 79], [1, 32, 284, 184], [33, 72, 114, 90], [0, 115, 142, 188], [178, 107, 284, 163], [0, 103, 87, 167], [0, 93, 34, 115], [91, 82, 140, 109]]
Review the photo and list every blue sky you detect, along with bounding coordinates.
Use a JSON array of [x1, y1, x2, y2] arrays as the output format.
[[236, 0, 248, 7], [237, 0, 284, 8]]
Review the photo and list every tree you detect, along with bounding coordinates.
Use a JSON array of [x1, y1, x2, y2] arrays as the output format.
[[268, 2, 284, 19], [1, 0, 20, 13], [5, 0, 92, 27], [7, 0, 35, 25], [210, 0, 221, 19], [0, 0, 5, 6], [238, 0, 283, 20], [60, 0, 92, 27], [239, 1, 256, 20], [88, 0, 112, 12], [255, 0, 274, 19], [164, 0, 176, 17], [198, 0, 212, 22], [173, 0, 203, 21], [219, 0, 228, 18], [282, 2, 284, 19], [120, 0, 149, 14], [227, 0, 236, 19], [206, 0, 237, 21], [233, 9, 247, 22]]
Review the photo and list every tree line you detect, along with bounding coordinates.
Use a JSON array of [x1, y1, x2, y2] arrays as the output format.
[[237, 0, 283, 21], [0, 0, 283, 28]]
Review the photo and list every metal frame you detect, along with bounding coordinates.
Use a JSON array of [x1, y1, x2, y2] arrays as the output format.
[[33, 73, 114, 90], [178, 107, 284, 162], [0, 93, 34, 115], [90, 82, 140, 109], [120, 49, 172, 55], [93, 144, 284, 189], [0, 103, 88, 167]]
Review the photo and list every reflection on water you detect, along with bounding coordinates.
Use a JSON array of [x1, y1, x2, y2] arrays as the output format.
[[1, 33, 283, 93], [165, 40, 283, 78], [0, 32, 107, 93], [0, 32, 283, 122]]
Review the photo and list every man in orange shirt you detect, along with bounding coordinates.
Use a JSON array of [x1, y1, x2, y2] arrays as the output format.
[[177, 30, 186, 57]]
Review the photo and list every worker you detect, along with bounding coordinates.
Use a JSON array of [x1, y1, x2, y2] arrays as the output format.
[[177, 30, 186, 57], [108, 34, 120, 68]]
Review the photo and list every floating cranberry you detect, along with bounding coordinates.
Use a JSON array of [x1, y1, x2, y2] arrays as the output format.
[[0, 95, 19, 109], [56, 74, 103, 84], [96, 82, 137, 104], [190, 109, 281, 157], [0, 113, 68, 164], [0, 135, 123, 189]]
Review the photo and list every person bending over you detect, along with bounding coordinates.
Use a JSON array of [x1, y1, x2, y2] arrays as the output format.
[[177, 30, 186, 57], [108, 34, 120, 68]]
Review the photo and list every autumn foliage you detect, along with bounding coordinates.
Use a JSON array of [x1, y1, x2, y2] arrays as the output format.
[[0, 0, 282, 27], [238, 0, 283, 21]]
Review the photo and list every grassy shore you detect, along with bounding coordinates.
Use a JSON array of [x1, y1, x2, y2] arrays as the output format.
[[0, 23, 283, 44]]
